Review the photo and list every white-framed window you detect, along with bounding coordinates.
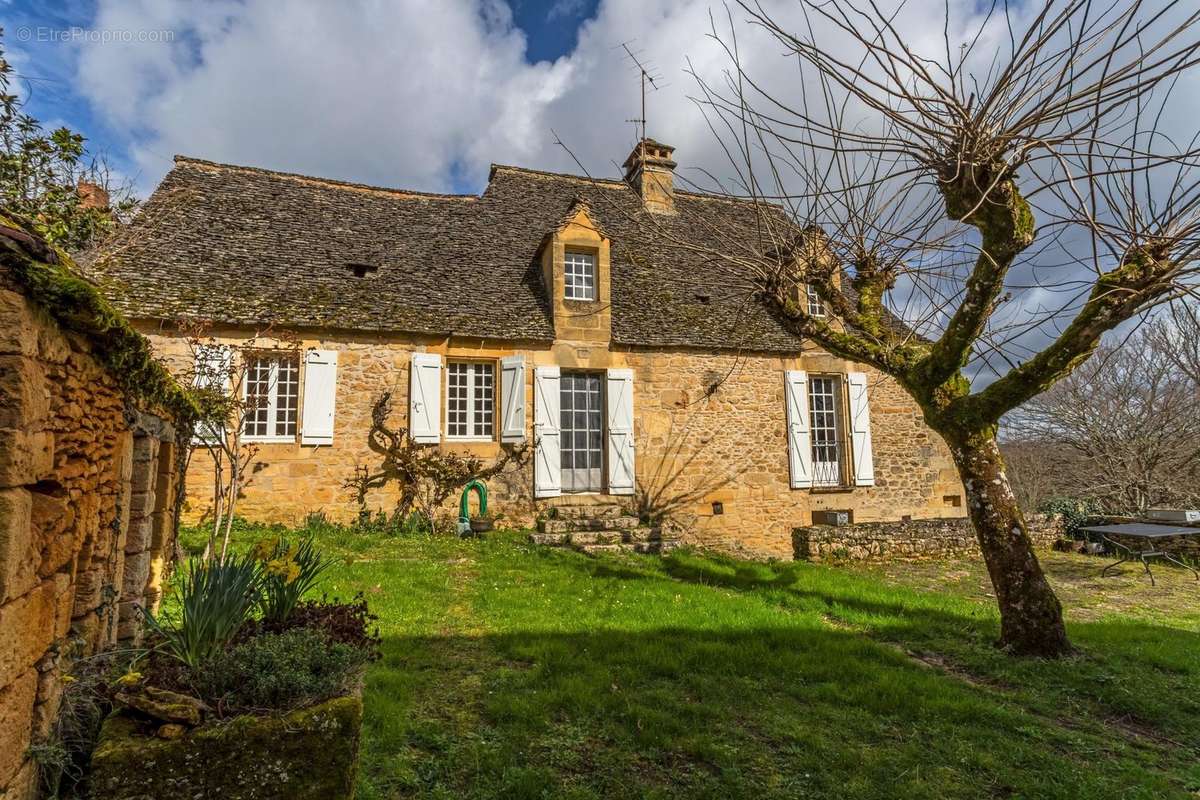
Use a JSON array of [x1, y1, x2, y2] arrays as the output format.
[[806, 284, 827, 317], [446, 361, 495, 439], [564, 250, 596, 301], [808, 375, 844, 487], [242, 354, 299, 442]]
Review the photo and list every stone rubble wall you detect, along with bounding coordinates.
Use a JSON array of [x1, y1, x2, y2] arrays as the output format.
[[793, 514, 1063, 561], [0, 284, 181, 800]]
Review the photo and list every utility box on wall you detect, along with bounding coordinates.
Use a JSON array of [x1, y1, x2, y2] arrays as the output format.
[[812, 510, 852, 526]]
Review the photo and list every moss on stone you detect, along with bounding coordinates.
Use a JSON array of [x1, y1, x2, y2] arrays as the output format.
[[89, 693, 363, 800], [0, 212, 198, 423]]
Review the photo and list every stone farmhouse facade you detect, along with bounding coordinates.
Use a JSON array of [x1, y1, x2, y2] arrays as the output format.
[[94, 139, 965, 559]]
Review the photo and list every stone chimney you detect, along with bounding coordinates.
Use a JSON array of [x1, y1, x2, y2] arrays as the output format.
[[77, 179, 110, 211], [623, 138, 676, 214]]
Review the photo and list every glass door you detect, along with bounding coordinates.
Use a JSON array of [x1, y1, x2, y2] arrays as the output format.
[[560, 372, 604, 492]]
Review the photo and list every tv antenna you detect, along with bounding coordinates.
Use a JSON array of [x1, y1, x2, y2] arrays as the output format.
[[620, 42, 663, 149]]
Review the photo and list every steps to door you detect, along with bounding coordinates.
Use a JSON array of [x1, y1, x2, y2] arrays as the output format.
[[529, 505, 682, 555]]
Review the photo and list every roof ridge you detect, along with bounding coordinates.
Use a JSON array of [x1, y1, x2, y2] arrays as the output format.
[[488, 163, 628, 188], [172, 155, 478, 201]]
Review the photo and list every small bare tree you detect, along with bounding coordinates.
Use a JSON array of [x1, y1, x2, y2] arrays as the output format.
[[181, 320, 301, 561], [1005, 324, 1200, 513], [572, 1, 1200, 655]]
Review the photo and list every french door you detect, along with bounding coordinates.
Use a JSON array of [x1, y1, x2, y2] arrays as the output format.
[[560, 372, 604, 492]]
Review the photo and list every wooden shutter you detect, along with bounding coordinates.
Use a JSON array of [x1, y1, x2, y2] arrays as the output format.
[[500, 355, 526, 443], [784, 370, 813, 489], [606, 368, 635, 495], [409, 352, 442, 444], [192, 345, 231, 446], [533, 366, 561, 498], [300, 349, 338, 445], [847, 371, 875, 486]]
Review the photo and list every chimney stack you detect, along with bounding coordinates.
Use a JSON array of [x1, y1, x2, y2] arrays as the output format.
[[623, 138, 676, 214], [77, 179, 110, 211]]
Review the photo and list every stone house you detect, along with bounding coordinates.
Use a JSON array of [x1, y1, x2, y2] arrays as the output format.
[[93, 138, 966, 558]]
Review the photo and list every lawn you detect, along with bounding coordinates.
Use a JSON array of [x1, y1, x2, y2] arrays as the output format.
[[180, 523, 1200, 799]]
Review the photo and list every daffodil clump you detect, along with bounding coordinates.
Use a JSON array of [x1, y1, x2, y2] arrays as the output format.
[[252, 535, 338, 624]]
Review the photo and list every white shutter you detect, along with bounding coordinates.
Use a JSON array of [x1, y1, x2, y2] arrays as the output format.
[[847, 371, 875, 486], [499, 355, 526, 443], [192, 345, 231, 446], [409, 352, 442, 444], [785, 370, 813, 489], [533, 366, 561, 498], [300, 349, 338, 445], [606, 368, 635, 495]]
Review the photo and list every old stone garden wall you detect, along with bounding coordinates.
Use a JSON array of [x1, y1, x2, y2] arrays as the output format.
[[793, 514, 1063, 561], [0, 227, 186, 800]]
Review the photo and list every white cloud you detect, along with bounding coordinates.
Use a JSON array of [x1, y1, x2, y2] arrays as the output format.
[[68, 0, 1200, 379]]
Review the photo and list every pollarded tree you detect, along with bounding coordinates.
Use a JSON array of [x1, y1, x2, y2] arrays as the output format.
[[654, 0, 1200, 656]]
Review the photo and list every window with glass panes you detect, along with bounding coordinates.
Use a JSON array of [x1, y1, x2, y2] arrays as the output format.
[[445, 362, 495, 439], [242, 355, 299, 440], [564, 251, 596, 300], [808, 375, 844, 486], [806, 284, 827, 317]]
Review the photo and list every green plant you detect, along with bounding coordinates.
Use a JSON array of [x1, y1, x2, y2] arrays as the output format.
[[189, 628, 367, 713], [252, 535, 338, 624], [1041, 497, 1103, 539], [143, 555, 262, 669]]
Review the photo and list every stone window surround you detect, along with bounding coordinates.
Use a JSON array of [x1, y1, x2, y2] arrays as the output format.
[[444, 359, 496, 442]]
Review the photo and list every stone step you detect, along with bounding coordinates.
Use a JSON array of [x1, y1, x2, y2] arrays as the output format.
[[547, 504, 626, 520], [623, 527, 665, 543], [528, 532, 569, 547], [566, 530, 626, 546], [538, 516, 638, 534]]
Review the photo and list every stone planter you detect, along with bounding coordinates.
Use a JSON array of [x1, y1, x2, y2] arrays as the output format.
[[89, 692, 362, 799]]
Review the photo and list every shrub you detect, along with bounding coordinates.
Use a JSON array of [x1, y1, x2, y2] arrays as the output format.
[[144, 555, 262, 669], [189, 628, 367, 713], [1041, 497, 1103, 539], [252, 535, 339, 624], [254, 594, 382, 660]]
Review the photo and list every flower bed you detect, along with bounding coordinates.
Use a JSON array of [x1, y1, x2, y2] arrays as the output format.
[[81, 535, 378, 799]]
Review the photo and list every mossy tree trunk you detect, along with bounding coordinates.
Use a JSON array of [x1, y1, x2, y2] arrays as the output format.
[[941, 426, 1069, 656]]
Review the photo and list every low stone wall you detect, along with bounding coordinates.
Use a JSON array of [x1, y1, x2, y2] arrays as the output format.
[[0, 219, 189, 800], [793, 514, 1063, 561]]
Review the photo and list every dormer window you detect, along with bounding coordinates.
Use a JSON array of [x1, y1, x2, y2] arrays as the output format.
[[806, 283, 827, 317], [564, 250, 596, 301]]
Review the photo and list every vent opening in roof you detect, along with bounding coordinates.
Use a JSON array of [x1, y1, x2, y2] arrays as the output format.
[[344, 262, 380, 278]]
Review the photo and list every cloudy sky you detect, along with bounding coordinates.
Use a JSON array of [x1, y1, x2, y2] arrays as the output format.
[[6, 0, 1198, 379], [4, 0, 798, 197]]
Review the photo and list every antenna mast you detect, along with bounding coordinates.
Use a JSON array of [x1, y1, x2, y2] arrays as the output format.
[[620, 42, 663, 159]]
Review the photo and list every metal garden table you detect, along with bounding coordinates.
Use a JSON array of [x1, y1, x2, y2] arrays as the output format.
[[1079, 523, 1200, 586]]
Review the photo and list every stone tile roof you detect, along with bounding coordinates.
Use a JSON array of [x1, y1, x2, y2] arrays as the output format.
[[94, 155, 811, 351]]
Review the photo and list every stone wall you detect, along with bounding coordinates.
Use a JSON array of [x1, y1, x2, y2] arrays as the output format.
[[0, 262, 184, 798], [793, 514, 1063, 561], [143, 324, 964, 560]]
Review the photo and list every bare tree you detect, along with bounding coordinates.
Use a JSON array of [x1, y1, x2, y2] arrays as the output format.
[[1005, 323, 1200, 513], [592, 1, 1200, 655], [181, 320, 301, 562]]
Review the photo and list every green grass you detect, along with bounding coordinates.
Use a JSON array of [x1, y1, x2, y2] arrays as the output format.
[[178, 521, 1200, 799]]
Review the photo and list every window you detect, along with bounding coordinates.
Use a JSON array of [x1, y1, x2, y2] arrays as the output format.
[[806, 284, 827, 317], [446, 362, 495, 439], [808, 375, 844, 487], [564, 250, 596, 301], [242, 354, 299, 441]]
